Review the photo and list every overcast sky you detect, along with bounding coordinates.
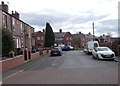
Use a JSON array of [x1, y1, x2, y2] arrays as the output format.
[[1, 0, 119, 37]]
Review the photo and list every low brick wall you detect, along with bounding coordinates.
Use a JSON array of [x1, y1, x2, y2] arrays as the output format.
[[42, 50, 47, 55], [1, 55, 24, 72], [0, 50, 51, 72], [31, 52, 40, 60]]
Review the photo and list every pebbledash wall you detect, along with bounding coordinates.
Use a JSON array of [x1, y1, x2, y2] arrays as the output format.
[[0, 50, 49, 72]]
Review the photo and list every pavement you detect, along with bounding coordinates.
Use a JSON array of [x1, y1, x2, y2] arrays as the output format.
[[114, 56, 120, 62], [2, 54, 49, 79], [2, 51, 119, 85]]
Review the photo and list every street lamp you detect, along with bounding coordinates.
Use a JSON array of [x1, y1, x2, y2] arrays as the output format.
[[92, 22, 95, 41]]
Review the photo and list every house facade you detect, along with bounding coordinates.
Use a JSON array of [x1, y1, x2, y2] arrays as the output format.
[[0, 1, 35, 61], [54, 29, 73, 46], [73, 32, 86, 48], [34, 31, 44, 47]]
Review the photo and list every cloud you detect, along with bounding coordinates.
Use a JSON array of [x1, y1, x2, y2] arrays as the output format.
[[20, 9, 118, 37], [20, 9, 109, 32], [95, 19, 118, 37], [11, 0, 117, 37]]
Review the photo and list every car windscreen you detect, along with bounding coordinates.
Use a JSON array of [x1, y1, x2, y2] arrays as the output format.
[[52, 48, 59, 51], [94, 43, 98, 47], [98, 48, 109, 51]]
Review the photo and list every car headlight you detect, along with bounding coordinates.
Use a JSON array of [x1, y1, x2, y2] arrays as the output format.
[[98, 53, 104, 56], [111, 53, 115, 57]]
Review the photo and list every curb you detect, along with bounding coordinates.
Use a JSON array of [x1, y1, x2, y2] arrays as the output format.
[[114, 57, 120, 62], [2, 54, 49, 79], [114, 59, 120, 62]]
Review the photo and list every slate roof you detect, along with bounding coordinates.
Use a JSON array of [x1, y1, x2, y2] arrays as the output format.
[[54, 32, 66, 38]]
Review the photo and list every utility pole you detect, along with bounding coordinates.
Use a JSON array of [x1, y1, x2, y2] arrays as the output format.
[[92, 22, 94, 41]]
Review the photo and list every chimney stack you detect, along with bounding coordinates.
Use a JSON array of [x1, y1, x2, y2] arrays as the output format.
[[59, 29, 62, 33], [43, 29, 45, 34], [11, 11, 20, 19], [0, 1, 9, 12], [79, 32, 81, 34]]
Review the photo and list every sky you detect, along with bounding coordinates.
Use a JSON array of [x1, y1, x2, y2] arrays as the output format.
[[1, 0, 119, 37]]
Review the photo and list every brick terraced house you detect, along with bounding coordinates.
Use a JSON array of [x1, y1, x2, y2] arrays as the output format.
[[54, 29, 73, 46], [0, 1, 35, 61], [34, 31, 45, 48]]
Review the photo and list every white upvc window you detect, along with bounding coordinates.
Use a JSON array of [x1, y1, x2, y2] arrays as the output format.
[[2, 14, 7, 28], [21, 22, 23, 33], [37, 37, 40, 40], [66, 37, 69, 40], [12, 17, 15, 31], [41, 37, 44, 40], [59, 38, 63, 40]]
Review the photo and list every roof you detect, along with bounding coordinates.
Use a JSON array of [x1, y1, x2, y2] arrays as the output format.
[[54, 32, 66, 38], [0, 9, 34, 29], [34, 31, 44, 35]]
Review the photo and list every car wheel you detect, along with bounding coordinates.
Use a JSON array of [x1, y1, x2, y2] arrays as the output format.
[[96, 54, 99, 60], [92, 55, 95, 59]]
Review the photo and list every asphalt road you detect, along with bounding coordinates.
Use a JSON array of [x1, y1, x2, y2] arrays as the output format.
[[2, 50, 119, 84]]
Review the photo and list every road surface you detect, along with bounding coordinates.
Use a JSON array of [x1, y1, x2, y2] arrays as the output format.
[[2, 50, 118, 84]]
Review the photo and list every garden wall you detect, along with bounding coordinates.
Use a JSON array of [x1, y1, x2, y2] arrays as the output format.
[[1, 55, 24, 72]]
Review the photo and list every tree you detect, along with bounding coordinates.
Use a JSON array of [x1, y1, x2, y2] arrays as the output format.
[[2, 28, 15, 56], [44, 22, 55, 47]]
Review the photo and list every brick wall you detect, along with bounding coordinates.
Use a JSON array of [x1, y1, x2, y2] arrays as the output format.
[[42, 50, 47, 55], [31, 52, 40, 60], [1, 55, 24, 72], [0, 50, 51, 72]]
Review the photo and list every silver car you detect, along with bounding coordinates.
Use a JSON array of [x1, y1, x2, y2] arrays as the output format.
[[92, 47, 115, 60]]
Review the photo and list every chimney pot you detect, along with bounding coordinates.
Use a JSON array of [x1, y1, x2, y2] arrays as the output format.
[[2, 1, 4, 5], [12, 11, 14, 14], [59, 29, 62, 33]]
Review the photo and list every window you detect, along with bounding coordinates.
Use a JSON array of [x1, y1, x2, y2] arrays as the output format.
[[94, 43, 98, 47], [59, 38, 63, 40], [21, 22, 23, 33], [2, 14, 7, 28], [41, 37, 44, 40], [12, 17, 15, 31], [37, 36, 44, 40], [21, 37, 23, 48], [66, 37, 69, 40], [69, 37, 72, 40], [37, 37, 40, 40]]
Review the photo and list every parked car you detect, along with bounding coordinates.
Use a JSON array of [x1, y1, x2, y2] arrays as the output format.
[[68, 45, 74, 50], [62, 45, 70, 51], [86, 41, 99, 55], [83, 46, 87, 53], [92, 47, 115, 60], [50, 47, 62, 56]]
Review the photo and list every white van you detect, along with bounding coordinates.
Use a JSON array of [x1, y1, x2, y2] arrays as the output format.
[[86, 41, 99, 54]]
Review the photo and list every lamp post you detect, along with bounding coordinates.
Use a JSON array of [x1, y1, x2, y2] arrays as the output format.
[[92, 22, 95, 41]]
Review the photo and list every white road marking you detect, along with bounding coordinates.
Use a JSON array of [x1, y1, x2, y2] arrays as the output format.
[[52, 64, 56, 66], [4, 70, 23, 79]]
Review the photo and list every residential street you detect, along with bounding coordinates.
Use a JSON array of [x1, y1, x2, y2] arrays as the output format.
[[2, 50, 118, 84]]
